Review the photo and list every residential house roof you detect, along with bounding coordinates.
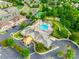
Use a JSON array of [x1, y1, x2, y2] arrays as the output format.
[[0, 7, 20, 21], [21, 20, 53, 48], [22, 36, 33, 45], [0, 21, 13, 28]]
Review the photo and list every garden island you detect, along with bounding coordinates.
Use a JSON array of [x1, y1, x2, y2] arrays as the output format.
[[0, 0, 79, 59]]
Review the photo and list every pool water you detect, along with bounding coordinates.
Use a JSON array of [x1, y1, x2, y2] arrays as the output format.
[[39, 24, 49, 31]]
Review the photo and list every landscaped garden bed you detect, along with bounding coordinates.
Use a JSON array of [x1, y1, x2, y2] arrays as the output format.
[[11, 31, 23, 40], [0, 37, 30, 58], [0, 31, 7, 35], [33, 42, 59, 55], [69, 32, 79, 48]]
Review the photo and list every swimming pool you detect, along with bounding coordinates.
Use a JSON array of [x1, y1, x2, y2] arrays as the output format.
[[39, 24, 49, 31]]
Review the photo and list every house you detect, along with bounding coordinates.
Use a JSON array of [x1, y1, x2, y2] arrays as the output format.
[[31, 20, 53, 35], [0, 1, 27, 32], [0, 6, 20, 21], [0, 15, 27, 32], [21, 20, 53, 48], [10, 15, 26, 25], [0, 20, 14, 32], [4, 7, 20, 18], [0, 1, 12, 8], [20, 4, 38, 16], [0, 1, 16, 21]]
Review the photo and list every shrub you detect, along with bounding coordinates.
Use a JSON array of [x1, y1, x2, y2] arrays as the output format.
[[20, 48, 30, 57], [13, 44, 30, 57], [12, 31, 23, 40], [0, 39, 8, 47], [57, 49, 64, 57], [20, 21, 27, 30], [66, 48, 76, 59], [7, 37, 15, 46], [69, 32, 79, 45]]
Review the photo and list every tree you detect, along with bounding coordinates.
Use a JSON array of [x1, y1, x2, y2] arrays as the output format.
[[13, 44, 30, 57], [39, 0, 48, 3], [57, 1, 79, 32], [0, 39, 8, 47], [57, 49, 64, 57], [20, 48, 30, 57], [7, 37, 15, 46], [66, 47, 76, 59], [52, 8, 58, 17], [3, 0, 24, 6], [69, 32, 79, 46], [73, 0, 79, 3], [20, 21, 27, 30], [35, 42, 50, 53], [35, 11, 46, 19]]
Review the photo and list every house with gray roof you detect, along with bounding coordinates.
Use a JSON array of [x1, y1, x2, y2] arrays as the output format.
[[0, 1, 20, 21], [21, 20, 53, 48]]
